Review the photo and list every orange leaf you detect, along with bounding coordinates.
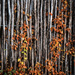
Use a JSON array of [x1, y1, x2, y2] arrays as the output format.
[[63, 24, 66, 27], [68, 12, 70, 15], [12, 37, 14, 40], [60, 31, 63, 34], [20, 27, 22, 30], [49, 12, 52, 15], [23, 65, 27, 68], [16, 37, 19, 40], [50, 27, 53, 32], [5, 27, 8, 30], [23, 11, 25, 15], [57, 7, 59, 10], [9, 29, 10, 31], [61, 38, 64, 40], [66, 43, 69, 46], [20, 73, 22, 75], [64, 15, 68, 18], [58, 39, 61, 42], [29, 16, 32, 19], [61, 9, 64, 12], [66, 28, 71, 31], [17, 35, 19, 37], [0, 61, 2, 63], [61, 0, 64, 2], [50, 42, 52, 45], [46, 12, 48, 16], [56, 64, 58, 67]]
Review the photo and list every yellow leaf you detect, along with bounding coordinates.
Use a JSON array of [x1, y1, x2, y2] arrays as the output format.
[[21, 62, 24, 65], [15, 10, 17, 13], [24, 57, 27, 60], [32, 32, 34, 34], [59, 44, 61, 47], [64, 48, 65, 51], [65, 1, 67, 4], [18, 58, 20, 62], [27, 19, 30, 21], [24, 40, 27, 43], [27, 14, 29, 16], [29, 47, 32, 50], [20, 73, 22, 75], [22, 38, 24, 40]]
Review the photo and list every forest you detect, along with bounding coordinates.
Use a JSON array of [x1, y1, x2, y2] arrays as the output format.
[[0, 0, 75, 75]]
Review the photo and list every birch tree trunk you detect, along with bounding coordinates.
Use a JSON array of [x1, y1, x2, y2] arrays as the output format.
[[40, 0, 43, 72], [54, 0, 57, 72], [11, 0, 14, 68], [0, 0, 1, 70], [64, 2, 68, 74], [8, 0, 11, 68], [3, 0, 5, 70], [73, 1, 75, 75], [69, 0, 72, 74], [0, 0, 74, 74]]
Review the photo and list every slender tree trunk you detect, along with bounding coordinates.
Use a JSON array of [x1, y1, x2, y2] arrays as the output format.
[[34, 0, 37, 64], [11, 0, 14, 68], [43, 0, 47, 74], [3, 0, 5, 70], [64, 2, 68, 74], [69, 0, 72, 74], [8, 0, 11, 68], [73, 1, 75, 75], [29, 0, 34, 70], [0, 0, 1, 70], [15, 0, 20, 70], [40, 0, 43, 72], [55, 0, 57, 72]]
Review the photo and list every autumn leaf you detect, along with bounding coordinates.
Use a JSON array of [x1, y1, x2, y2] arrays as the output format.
[[20, 73, 22, 75], [12, 37, 14, 40], [18, 58, 21, 62], [20, 27, 22, 30], [58, 39, 61, 42], [61, 9, 64, 12], [60, 31, 63, 34], [64, 1, 68, 4], [59, 44, 61, 47], [61, 38, 64, 40], [23, 11, 25, 15], [49, 12, 53, 15], [14, 10, 17, 13], [29, 47, 32, 50], [24, 57, 27, 60], [27, 14, 30, 16], [23, 65, 27, 68], [0, 61, 2, 63], [9, 29, 10, 31], [21, 62, 24, 65], [63, 24, 66, 27], [46, 12, 48, 16], [57, 7, 59, 10], [29, 16, 32, 19], [24, 53, 27, 55], [66, 28, 71, 31], [27, 19, 30, 21], [17, 35, 19, 37], [64, 15, 68, 18], [5, 27, 8, 30], [50, 27, 53, 32], [66, 43, 69, 46]]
